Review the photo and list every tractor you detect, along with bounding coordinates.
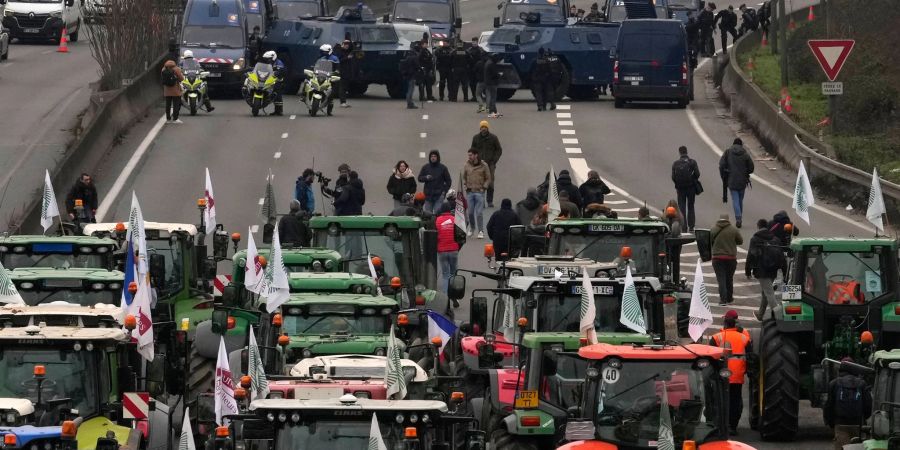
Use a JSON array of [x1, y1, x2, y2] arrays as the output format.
[[6, 268, 123, 306], [225, 247, 343, 305], [751, 237, 900, 440], [0, 235, 117, 271], [850, 349, 900, 450]]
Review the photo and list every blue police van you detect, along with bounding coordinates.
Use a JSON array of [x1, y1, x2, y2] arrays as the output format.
[[181, 0, 251, 90], [611, 18, 693, 108]]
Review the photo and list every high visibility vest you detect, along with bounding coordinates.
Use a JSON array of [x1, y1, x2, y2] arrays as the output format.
[[711, 327, 750, 384], [828, 281, 863, 305]]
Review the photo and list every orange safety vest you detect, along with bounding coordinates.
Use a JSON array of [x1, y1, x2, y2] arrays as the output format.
[[828, 281, 863, 305], [711, 327, 751, 384]]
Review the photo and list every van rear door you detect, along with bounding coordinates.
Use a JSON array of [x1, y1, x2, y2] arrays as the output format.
[[618, 30, 685, 88]]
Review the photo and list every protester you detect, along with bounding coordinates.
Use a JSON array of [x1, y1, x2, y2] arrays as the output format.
[[710, 310, 752, 435], [558, 191, 581, 218], [663, 201, 685, 236], [579, 170, 611, 209], [711, 213, 743, 305], [279, 200, 311, 246], [418, 150, 452, 214], [746, 218, 780, 320], [637, 206, 651, 220], [824, 357, 873, 450], [65, 173, 99, 223], [719, 138, 754, 228], [671, 145, 701, 231], [389, 193, 418, 217], [487, 199, 521, 261], [769, 210, 799, 282], [435, 203, 461, 292], [161, 60, 185, 123], [556, 170, 583, 209], [334, 171, 365, 215], [463, 148, 492, 238], [295, 169, 316, 214], [387, 160, 417, 208], [515, 187, 542, 226], [471, 121, 503, 207]]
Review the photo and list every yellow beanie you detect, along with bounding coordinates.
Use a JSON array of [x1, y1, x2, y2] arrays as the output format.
[[479, 120, 489, 129]]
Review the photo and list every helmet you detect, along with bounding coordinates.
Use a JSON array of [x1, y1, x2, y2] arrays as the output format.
[[182, 50, 194, 59], [263, 50, 277, 61], [319, 44, 333, 55]]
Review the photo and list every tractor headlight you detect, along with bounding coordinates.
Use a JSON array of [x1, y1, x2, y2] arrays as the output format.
[[266, 413, 275, 422], [374, 348, 386, 356], [291, 413, 300, 423], [324, 260, 335, 270], [302, 348, 312, 359], [5, 411, 17, 425], [278, 413, 287, 423], [395, 413, 404, 424], [92, 283, 105, 290], [79, 246, 94, 253]]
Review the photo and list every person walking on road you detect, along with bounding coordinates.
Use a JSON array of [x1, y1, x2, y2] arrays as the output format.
[[746, 218, 781, 321], [698, 2, 716, 57], [387, 160, 417, 208], [672, 145, 701, 231], [715, 5, 739, 55], [711, 213, 743, 305], [579, 170, 611, 210], [532, 48, 554, 111], [162, 60, 185, 123], [719, 138, 754, 228], [418, 150, 453, 214], [334, 171, 365, 215], [463, 148, 492, 239], [484, 54, 502, 118], [400, 43, 421, 109], [516, 187, 542, 227], [295, 168, 316, 215], [471, 121, 502, 207], [473, 54, 488, 113], [435, 203, 462, 292], [279, 200, 311, 247], [710, 310, 751, 436], [487, 199, 521, 261], [825, 358, 873, 450], [449, 41, 470, 102], [65, 173, 99, 224], [768, 210, 799, 282]]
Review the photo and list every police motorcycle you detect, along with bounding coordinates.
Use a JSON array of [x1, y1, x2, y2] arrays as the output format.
[[301, 59, 340, 117], [242, 57, 279, 116], [180, 51, 211, 116]]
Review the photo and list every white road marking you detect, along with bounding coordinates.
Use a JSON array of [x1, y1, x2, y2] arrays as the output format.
[[560, 129, 576, 135], [463, 21, 470, 24], [558, 121, 573, 126], [290, 115, 296, 120], [95, 115, 167, 221], [564, 147, 582, 154], [556, 104, 571, 110], [420, 132, 427, 138], [422, 114, 429, 120], [274, 152, 282, 159], [618, 208, 640, 213], [251, 224, 259, 233], [605, 200, 628, 205], [556, 112, 571, 118], [419, 152, 427, 158], [258, 198, 265, 205], [709, 303, 759, 310], [281, 133, 288, 139], [562, 138, 579, 144]]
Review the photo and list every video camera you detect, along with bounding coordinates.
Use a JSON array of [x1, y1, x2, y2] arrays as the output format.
[[314, 171, 331, 186]]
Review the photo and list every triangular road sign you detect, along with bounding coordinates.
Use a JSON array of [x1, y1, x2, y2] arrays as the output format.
[[807, 39, 855, 81]]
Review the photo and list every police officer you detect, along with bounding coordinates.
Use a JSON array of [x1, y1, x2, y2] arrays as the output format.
[[418, 35, 437, 102], [532, 48, 552, 111], [334, 39, 354, 107], [262, 50, 286, 116], [546, 49, 563, 109], [448, 40, 469, 102], [435, 40, 453, 101], [466, 37, 484, 102], [699, 2, 716, 57], [824, 358, 873, 450], [710, 310, 751, 435], [715, 5, 739, 56]]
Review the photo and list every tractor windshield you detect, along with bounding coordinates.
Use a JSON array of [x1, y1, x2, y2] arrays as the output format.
[[589, 360, 724, 447], [537, 292, 638, 333], [1, 251, 109, 270], [802, 250, 886, 304], [315, 230, 411, 281], [0, 347, 101, 419], [146, 237, 185, 299], [18, 289, 118, 307], [282, 305, 389, 335], [274, 419, 431, 449], [550, 234, 658, 275]]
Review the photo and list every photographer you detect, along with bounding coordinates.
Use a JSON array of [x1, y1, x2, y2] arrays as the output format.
[[320, 163, 352, 200]]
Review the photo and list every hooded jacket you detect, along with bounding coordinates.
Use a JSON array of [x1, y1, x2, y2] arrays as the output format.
[[65, 179, 99, 215], [463, 158, 492, 192], [556, 170, 583, 208], [719, 144, 755, 191], [334, 176, 365, 215], [515, 188, 542, 226], [768, 210, 799, 246], [162, 60, 184, 97], [471, 130, 503, 165], [386, 167, 417, 201], [487, 199, 521, 257], [579, 177, 611, 206], [711, 218, 744, 258], [745, 227, 779, 278], [418, 150, 452, 197]]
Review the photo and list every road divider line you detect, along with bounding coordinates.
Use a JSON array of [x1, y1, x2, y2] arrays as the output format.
[[422, 114, 429, 120], [562, 138, 579, 144], [558, 121, 573, 126], [281, 133, 288, 139], [560, 129, 576, 135], [605, 200, 628, 205], [419, 152, 426, 158], [556, 104, 571, 110], [564, 147, 582, 154], [289, 115, 296, 120], [420, 132, 427, 138], [462, 21, 470, 24], [556, 112, 571, 118], [258, 198, 264, 205], [274, 152, 282, 159], [95, 115, 167, 221]]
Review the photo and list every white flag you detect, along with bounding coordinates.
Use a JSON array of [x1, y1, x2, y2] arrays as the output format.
[[204, 168, 217, 235], [244, 228, 264, 295], [214, 337, 239, 425], [262, 225, 290, 313], [867, 167, 886, 234], [385, 326, 407, 400], [128, 192, 149, 280], [367, 254, 384, 296], [368, 413, 387, 450], [657, 382, 675, 450], [178, 407, 197, 450], [130, 276, 155, 362], [619, 266, 646, 334], [499, 294, 517, 339], [791, 161, 815, 226], [687, 259, 713, 342], [548, 165, 561, 222], [0, 261, 24, 304], [580, 267, 598, 345], [40, 170, 60, 234], [454, 173, 467, 233], [248, 325, 270, 400]]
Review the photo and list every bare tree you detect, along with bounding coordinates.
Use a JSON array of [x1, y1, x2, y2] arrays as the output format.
[[82, 0, 183, 90]]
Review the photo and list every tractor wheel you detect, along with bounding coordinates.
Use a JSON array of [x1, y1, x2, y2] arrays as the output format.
[[186, 343, 215, 405], [759, 319, 800, 440], [489, 413, 539, 450], [386, 81, 406, 99], [497, 88, 515, 101], [748, 327, 762, 430], [676, 297, 689, 338]]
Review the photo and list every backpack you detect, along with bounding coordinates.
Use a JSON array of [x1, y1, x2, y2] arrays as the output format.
[[162, 68, 178, 87], [673, 158, 696, 188], [834, 377, 866, 423], [759, 236, 783, 273]]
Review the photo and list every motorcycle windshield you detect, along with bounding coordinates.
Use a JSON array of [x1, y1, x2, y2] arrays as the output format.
[[182, 59, 202, 71], [313, 60, 335, 75], [254, 62, 274, 79]]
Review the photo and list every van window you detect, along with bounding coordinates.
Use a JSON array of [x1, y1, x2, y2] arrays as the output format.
[[586, 32, 603, 45], [359, 26, 398, 43], [620, 33, 683, 64], [187, 0, 243, 26]]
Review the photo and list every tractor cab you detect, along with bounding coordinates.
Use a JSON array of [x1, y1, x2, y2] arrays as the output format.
[[227, 247, 343, 304], [559, 343, 751, 449], [0, 236, 117, 271], [6, 268, 123, 307]]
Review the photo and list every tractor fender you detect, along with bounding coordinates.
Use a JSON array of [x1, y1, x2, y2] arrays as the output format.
[[554, 440, 617, 449], [487, 368, 503, 411], [470, 397, 484, 429], [697, 441, 757, 449], [194, 321, 246, 359], [502, 413, 517, 434]]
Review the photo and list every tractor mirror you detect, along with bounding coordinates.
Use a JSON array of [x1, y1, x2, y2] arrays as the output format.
[[222, 285, 237, 307], [448, 275, 466, 300], [197, 393, 216, 423], [211, 308, 229, 335], [147, 355, 166, 397], [507, 225, 525, 258], [694, 228, 712, 262], [873, 410, 890, 438], [149, 254, 166, 288], [470, 297, 488, 336]]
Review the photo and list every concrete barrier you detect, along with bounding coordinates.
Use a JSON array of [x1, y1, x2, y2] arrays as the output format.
[[718, 8, 900, 224], [18, 56, 166, 233]]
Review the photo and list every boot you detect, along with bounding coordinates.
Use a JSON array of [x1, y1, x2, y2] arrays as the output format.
[[274, 103, 283, 116]]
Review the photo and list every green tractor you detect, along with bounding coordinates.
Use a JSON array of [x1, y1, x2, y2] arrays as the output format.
[[853, 349, 900, 450], [6, 268, 123, 306], [752, 237, 900, 440], [0, 235, 118, 271], [225, 247, 343, 305], [308, 216, 449, 316]]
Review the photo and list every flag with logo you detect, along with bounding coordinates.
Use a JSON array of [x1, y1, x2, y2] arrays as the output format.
[[499, 294, 517, 339], [619, 266, 646, 334], [687, 259, 713, 342], [40, 170, 60, 234], [214, 337, 239, 425], [0, 261, 24, 304], [792, 161, 815, 225], [204, 168, 217, 235], [127, 192, 149, 280], [248, 325, 270, 400], [244, 227, 264, 295], [368, 413, 387, 450], [131, 276, 155, 362], [262, 225, 290, 313], [367, 254, 383, 296], [178, 407, 197, 450], [548, 165, 561, 222], [580, 267, 598, 345], [385, 326, 407, 400], [121, 238, 137, 307], [455, 173, 467, 233], [260, 169, 276, 219], [657, 382, 675, 450], [867, 167, 886, 234], [426, 310, 456, 354]]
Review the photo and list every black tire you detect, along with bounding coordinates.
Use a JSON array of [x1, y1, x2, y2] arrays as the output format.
[[386, 81, 406, 99], [251, 98, 261, 117], [309, 98, 319, 117], [348, 81, 368, 97], [748, 327, 762, 430], [496, 88, 515, 101], [69, 21, 79, 42], [326, 101, 334, 116], [614, 98, 625, 108], [489, 414, 539, 450], [186, 343, 215, 405], [189, 97, 198, 116], [759, 319, 800, 440]]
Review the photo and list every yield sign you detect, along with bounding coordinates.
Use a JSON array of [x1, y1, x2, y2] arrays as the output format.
[[807, 39, 855, 81]]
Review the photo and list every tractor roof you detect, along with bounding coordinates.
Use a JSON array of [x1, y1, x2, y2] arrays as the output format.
[[234, 247, 342, 268], [578, 343, 725, 361], [0, 302, 123, 318], [281, 293, 397, 307], [873, 349, 900, 363], [309, 216, 422, 230], [9, 268, 124, 281], [249, 397, 447, 412], [0, 303, 127, 341], [0, 235, 116, 246], [84, 222, 198, 237], [790, 237, 898, 252], [549, 217, 670, 234], [522, 332, 651, 349], [288, 354, 429, 382]]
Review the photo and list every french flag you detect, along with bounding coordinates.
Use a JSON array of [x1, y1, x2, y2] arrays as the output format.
[[426, 310, 456, 356], [121, 238, 136, 306]]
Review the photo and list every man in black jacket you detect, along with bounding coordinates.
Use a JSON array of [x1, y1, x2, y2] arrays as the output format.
[[65, 173, 99, 223], [532, 48, 553, 111], [486, 199, 521, 260], [418, 38, 437, 102], [334, 171, 365, 215], [333, 39, 354, 107], [719, 138, 754, 228], [698, 3, 716, 57], [279, 200, 311, 247], [449, 41, 470, 102], [671, 146, 701, 231], [484, 54, 502, 117], [418, 150, 452, 213], [435, 41, 453, 101], [715, 5, 739, 55], [400, 43, 421, 109], [556, 170, 583, 209], [824, 360, 873, 449], [471, 121, 503, 207], [746, 219, 780, 320], [466, 37, 483, 101]]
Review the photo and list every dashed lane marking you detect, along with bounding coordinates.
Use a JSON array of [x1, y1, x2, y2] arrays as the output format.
[[274, 152, 282, 159], [419, 152, 426, 158], [281, 133, 288, 139], [420, 132, 427, 138], [258, 198, 265, 205], [290, 115, 296, 120], [556, 104, 571, 110], [556, 112, 571, 118], [463, 21, 471, 24], [558, 121, 573, 126], [605, 200, 628, 205], [422, 114, 429, 120], [564, 147, 582, 154], [562, 138, 579, 144], [560, 129, 576, 135]]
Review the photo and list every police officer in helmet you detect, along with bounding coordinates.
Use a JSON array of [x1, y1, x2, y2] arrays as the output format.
[[261, 50, 285, 116]]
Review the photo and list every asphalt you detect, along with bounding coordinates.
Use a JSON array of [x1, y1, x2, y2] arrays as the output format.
[[86, 0, 838, 447], [0, 34, 97, 231]]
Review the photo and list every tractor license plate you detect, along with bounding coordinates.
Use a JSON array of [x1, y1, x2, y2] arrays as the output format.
[[206, 72, 222, 77], [23, 28, 40, 33], [514, 390, 539, 409], [623, 76, 643, 81], [589, 224, 623, 232], [572, 285, 614, 296], [782, 285, 801, 300], [294, 387, 344, 399]]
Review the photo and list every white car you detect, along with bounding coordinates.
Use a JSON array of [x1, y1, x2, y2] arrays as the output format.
[[2, 0, 82, 43]]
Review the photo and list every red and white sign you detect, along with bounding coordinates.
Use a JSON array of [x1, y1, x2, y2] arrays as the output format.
[[213, 274, 232, 296], [807, 39, 855, 81], [123, 392, 150, 420]]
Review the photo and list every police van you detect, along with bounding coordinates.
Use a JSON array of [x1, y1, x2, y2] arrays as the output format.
[[387, 0, 462, 45], [1, 0, 81, 42], [611, 18, 693, 108], [181, 0, 251, 90]]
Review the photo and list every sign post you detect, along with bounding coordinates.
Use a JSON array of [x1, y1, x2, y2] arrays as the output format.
[[808, 39, 855, 131]]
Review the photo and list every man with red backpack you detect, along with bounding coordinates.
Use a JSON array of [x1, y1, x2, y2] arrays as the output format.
[[436, 203, 465, 293]]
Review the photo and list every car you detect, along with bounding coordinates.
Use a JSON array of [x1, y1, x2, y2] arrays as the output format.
[[2, 0, 81, 43], [612, 18, 694, 108]]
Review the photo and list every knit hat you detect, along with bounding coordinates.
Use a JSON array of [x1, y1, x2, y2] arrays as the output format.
[[724, 310, 739, 320], [479, 120, 489, 129]]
